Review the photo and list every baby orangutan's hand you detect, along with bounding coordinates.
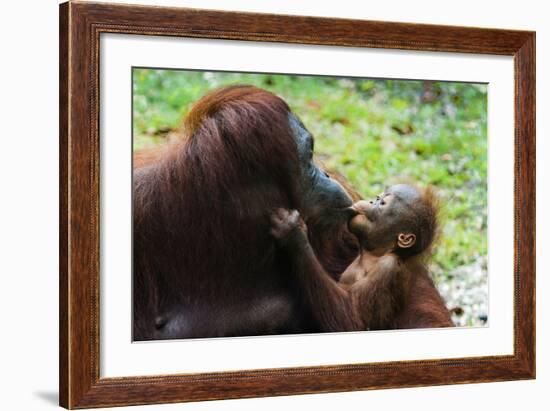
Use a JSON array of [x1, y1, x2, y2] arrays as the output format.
[[270, 208, 308, 245]]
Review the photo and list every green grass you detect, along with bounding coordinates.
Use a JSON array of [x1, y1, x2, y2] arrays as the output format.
[[133, 68, 487, 283]]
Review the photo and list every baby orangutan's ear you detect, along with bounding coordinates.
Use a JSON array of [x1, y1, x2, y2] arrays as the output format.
[[397, 233, 416, 249]]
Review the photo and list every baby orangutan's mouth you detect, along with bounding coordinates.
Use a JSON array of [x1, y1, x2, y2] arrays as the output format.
[[342, 206, 359, 220]]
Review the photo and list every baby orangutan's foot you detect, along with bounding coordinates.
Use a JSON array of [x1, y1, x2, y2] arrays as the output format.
[[270, 208, 307, 245]]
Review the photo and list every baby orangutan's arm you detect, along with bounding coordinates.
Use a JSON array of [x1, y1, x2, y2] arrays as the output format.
[[270, 208, 361, 332], [270, 209, 413, 332], [350, 254, 411, 330]]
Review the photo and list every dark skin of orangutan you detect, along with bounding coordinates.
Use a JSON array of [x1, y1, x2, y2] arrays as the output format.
[[271, 184, 453, 331]]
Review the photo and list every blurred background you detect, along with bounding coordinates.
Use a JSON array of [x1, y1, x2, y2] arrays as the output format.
[[133, 68, 488, 327]]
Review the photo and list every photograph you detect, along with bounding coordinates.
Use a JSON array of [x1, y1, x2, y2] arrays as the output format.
[[54, 1, 536, 408], [132, 69, 488, 341]]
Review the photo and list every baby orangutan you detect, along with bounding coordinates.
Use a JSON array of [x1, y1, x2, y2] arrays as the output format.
[[271, 184, 451, 331]]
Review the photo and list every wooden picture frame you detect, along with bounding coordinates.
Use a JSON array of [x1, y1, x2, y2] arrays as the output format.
[[59, 1, 535, 408]]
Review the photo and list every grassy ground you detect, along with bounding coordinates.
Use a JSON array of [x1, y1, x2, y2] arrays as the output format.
[[133, 68, 488, 326]]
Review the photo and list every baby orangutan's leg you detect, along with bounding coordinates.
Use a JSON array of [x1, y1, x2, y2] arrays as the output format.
[[270, 208, 361, 332], [350, 254, 411, 330]]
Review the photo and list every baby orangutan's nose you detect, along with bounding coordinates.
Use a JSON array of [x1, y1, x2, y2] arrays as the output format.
[[352, 200, 372, 214]]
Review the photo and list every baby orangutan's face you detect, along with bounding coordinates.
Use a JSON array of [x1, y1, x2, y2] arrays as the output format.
[[348, 184, 421, 252]]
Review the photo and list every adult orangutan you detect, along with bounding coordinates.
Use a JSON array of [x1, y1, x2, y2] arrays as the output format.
[[133, 85, 450, 340]]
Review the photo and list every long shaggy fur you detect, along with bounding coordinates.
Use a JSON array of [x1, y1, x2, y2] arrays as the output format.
[[133, 86, 303, 338]]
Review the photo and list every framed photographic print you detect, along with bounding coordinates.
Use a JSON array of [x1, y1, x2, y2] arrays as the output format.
[[59, 1, 535, 408]]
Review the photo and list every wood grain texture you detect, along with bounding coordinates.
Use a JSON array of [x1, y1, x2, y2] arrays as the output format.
[[59, 2, 69, 407], [71, 0, 532, 54], [514, 34, 536, 375], [59, 1, 536, 408]]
